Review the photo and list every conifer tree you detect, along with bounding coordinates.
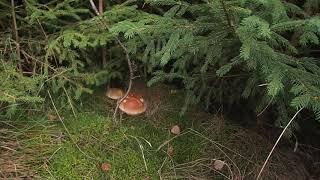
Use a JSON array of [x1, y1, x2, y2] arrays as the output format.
[[109, 0, 320, 126], [1, 0, 319, 128]]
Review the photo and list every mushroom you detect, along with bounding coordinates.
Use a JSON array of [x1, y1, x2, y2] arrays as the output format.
[[170, 125, 181, 135], [106, 88, 124, 100], [119, 93, 147, 115], [101, 162, 111, 172]]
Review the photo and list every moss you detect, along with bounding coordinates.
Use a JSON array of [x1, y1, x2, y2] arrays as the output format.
[[43, 113, 154, 178], [39, 87, 210, 179], [2, 87, 308, 179]]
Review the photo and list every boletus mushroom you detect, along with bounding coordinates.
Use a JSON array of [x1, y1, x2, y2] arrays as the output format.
[[106, 88, 124, 100], [119, 93, 147, 115]]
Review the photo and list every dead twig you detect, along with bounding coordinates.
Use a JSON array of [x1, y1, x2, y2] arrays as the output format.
[[98, 0, 107, 68], [10, 0, 22, 72]]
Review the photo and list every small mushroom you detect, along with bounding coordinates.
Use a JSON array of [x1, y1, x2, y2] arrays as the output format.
[[119, 93, 147, 115], [101, 162, 111, 172], [213, 159, 225, 171], [170, 125, 181, 135], [106, 88, 124, 100]]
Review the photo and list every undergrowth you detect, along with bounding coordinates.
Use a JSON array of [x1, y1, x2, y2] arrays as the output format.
[[0, 85, 311, 179]]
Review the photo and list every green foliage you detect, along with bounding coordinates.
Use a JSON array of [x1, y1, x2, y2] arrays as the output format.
[[230, 0, 320, 122], [108, 0, 320, 125], [111, 0, 241, 113], [0, 61, 44, 116], [1, 0, 319, 126], [26, 1, 124, 102], [0, 0, 127, 115]]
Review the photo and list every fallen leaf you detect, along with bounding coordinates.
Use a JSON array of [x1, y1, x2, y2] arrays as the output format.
[[167, 145, 174, 156], [170, 125, 181, 135], [213, 159, 225, 171], [47, 113, 58, 121], [101, 162, 111, 172]]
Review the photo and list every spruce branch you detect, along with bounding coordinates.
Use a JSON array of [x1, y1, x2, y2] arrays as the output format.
[[89, 0, 134, 123]]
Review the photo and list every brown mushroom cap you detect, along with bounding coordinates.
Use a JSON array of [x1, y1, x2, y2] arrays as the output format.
[[170, 125, 181, 135], [106, 88, 124, 100], [119, 93, 147, 115]]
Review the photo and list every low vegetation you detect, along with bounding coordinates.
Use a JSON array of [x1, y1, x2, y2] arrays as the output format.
[[0, 86, 312, 179], [1, 0, 319, 179]]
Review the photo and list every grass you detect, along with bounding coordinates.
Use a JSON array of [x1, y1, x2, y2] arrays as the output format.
[[0, 116, 60, 178], [31, 86, 213, 179], [0, 85, 310, 179], [47, 113, 164, 179]]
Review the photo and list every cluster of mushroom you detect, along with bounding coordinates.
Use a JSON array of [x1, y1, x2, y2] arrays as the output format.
[[106, 88, 147, 115]]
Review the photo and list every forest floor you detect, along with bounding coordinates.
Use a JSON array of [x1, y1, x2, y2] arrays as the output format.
[[0, 84, 312, 179]]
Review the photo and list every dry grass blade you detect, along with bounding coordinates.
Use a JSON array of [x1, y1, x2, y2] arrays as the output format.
[[0, 120, 58, 179], [256, 108, 303, 180]]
